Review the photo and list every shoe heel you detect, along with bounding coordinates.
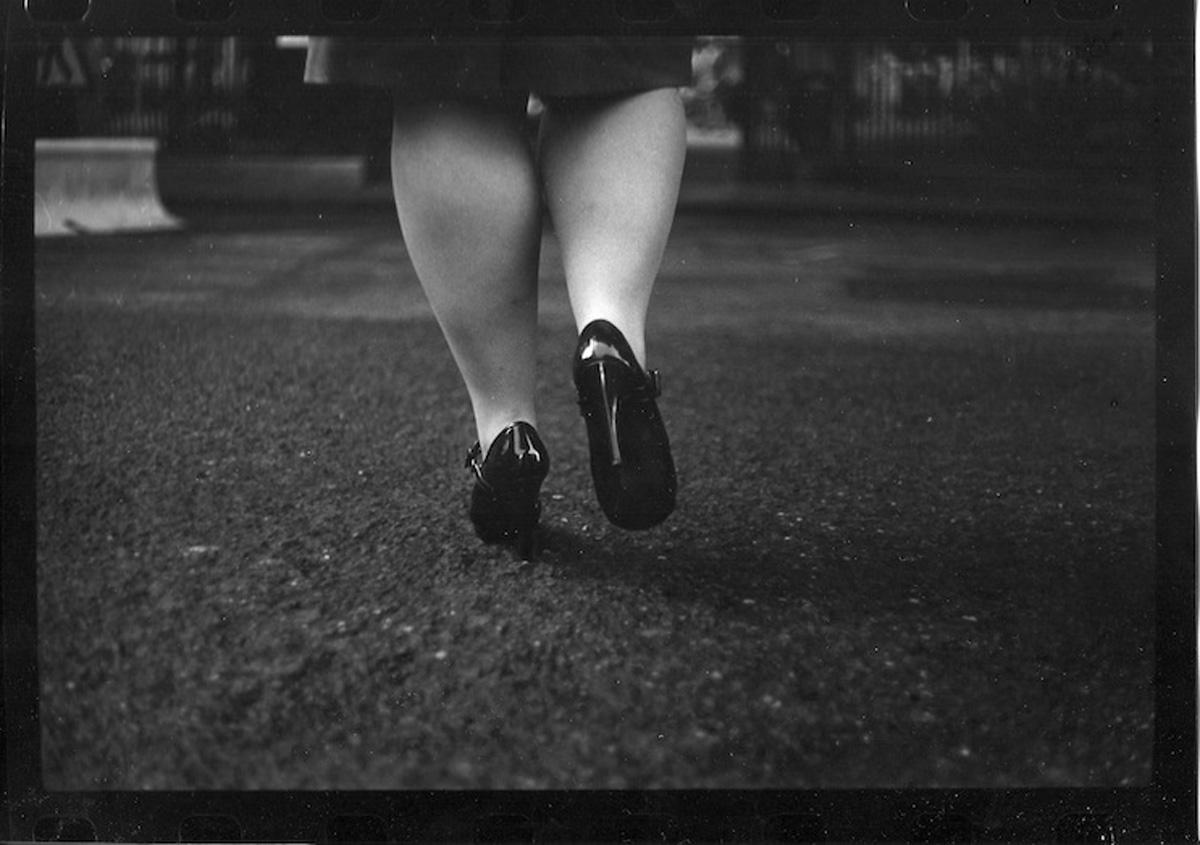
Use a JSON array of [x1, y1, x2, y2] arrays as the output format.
[[514, 524, 537, 561], [508, 476, 541, 560], [581, 360, 626, 467], [511, 474, 543, 525], [598, 361, 623, 466]]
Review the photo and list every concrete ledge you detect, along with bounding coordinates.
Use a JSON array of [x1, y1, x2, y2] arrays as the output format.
[[157, 155, 369, 205], [35, 138, 182, 237]]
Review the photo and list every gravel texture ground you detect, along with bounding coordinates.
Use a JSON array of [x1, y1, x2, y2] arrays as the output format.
[[34, 208, 1156, 790]]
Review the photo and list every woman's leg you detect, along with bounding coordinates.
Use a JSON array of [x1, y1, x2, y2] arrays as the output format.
[[538, 88, 685, 530], [537, 88, 686, 366], [390, 95, 543, 450]]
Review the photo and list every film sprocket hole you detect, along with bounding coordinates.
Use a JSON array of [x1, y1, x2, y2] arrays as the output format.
[[24, 0, 90, 23]]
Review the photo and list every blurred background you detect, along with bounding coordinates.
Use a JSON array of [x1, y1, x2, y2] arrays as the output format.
[[30, 34, 1155, 205]]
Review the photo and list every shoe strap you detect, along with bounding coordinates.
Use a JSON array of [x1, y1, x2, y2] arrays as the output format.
[[464, 442, 483, 475]]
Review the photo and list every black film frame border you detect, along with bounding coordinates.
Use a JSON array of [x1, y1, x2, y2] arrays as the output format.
[[1, 0, 1194, 841]]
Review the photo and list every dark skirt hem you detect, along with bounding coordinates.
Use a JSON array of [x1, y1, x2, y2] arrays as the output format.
[[304, 37, 693, 98]]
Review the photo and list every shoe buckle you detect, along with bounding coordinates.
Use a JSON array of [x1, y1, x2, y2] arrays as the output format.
[[464, 443, 482, 472], [648, 369, 661, 398]]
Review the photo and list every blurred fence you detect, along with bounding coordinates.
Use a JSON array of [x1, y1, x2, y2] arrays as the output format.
[[35, 35, 1154, 179], [35, 36, 390, 158], [720, 38, 1154, 178]]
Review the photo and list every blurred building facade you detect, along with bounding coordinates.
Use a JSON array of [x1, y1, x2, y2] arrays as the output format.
[[34, 35, 1154, 180]]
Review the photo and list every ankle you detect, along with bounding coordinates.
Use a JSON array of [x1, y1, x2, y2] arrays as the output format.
[[477, 415, 538, 451], [577, 317, 647, 366]]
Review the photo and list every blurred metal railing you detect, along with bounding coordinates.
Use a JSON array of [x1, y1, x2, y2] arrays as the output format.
[[735, 37, 1154, 179]]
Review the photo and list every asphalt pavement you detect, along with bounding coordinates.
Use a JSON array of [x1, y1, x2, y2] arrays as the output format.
[[34, 197, 1156, 791]]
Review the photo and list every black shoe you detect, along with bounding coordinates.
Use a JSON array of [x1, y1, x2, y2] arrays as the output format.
[[465, 421, 549, 558], [573, 319, 676, 530]]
